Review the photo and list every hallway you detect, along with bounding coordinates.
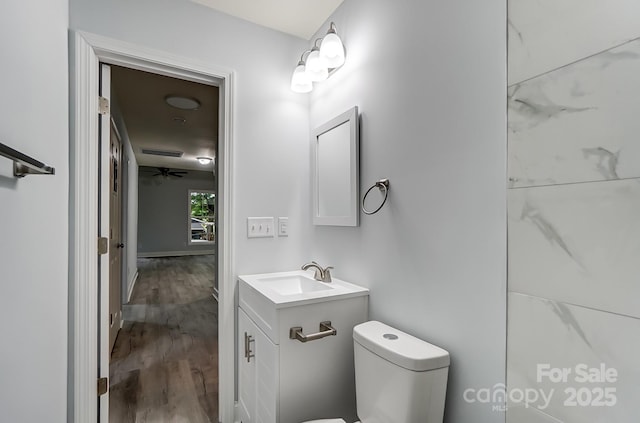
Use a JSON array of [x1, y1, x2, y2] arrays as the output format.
[[109, 255, 218, 422]]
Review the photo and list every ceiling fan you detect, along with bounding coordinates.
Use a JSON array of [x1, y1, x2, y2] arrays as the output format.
[[152, 167, 188, 178]]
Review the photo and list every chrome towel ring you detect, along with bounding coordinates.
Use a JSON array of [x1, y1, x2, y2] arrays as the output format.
[[362, 178, 390, 215]]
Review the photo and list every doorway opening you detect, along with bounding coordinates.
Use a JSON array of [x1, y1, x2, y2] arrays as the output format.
[[107, 64, 219, 421], [69, 31, 235, 423]]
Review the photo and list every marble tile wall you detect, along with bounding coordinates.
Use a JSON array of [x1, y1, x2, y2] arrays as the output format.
[[508, 294, 640, 422], [509, 39, 640, 188], [508, 0, 640, 85], [507, 1, 640, 421]]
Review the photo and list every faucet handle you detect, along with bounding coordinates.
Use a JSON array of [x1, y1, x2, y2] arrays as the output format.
[[322, 266, 333, 282]]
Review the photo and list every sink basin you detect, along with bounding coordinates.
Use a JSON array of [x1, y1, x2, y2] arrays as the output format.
[[239, 270, 368, 308], [256, 274, 334, 296]]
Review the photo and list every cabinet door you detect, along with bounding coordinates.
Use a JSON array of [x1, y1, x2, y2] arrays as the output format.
[[254, 321, 278, 423], [238, 309, 257, 423], [239, 308, 279, 423]]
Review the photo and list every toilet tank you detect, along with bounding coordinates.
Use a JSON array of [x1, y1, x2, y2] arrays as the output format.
[[353, 321, 450, 423]]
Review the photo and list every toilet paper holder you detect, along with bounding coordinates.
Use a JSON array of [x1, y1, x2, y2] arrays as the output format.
[[289, 321, 337, 343]]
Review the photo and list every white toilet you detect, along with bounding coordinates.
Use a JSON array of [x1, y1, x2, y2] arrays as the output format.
[[303, 320, 450, 423]]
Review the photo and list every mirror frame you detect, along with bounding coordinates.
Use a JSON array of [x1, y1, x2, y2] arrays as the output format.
[[311, 106, 360, 226]]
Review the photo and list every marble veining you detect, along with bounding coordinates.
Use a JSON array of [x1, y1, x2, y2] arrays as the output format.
[[508, 84, 593, 133], [581, 147, 619, 180], [508, 18, 524, 45], [508, 38, 640, 187], [597, 48, 640, 67], [519, 201, 580, 267], [548, 301, 592, 348]]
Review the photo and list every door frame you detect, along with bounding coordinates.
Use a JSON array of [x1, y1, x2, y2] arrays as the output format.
[[69, 30, 236, 422]]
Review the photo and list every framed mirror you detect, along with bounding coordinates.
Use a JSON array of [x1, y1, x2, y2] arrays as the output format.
[[311, 106, 359, 226]]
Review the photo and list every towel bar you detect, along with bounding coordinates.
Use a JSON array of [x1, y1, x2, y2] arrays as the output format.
[[0, 142, 55, 178]]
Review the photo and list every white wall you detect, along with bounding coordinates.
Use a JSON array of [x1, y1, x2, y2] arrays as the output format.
[[70, 0, 313, 276], [507, 0, 640, 421], [0, 1, 69, 422], [138, 168, 215, 255], [308, 1, 507, 422]]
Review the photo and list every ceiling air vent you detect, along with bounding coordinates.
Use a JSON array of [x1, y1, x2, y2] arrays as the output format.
[[141, 148, 184, 158]]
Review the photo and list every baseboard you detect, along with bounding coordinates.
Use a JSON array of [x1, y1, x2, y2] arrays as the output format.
[[137, 250, 215, 258], [126, 270, 138, 303]]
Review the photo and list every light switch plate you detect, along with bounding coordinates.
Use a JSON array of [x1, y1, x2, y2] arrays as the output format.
[[278, 217, 289, 237], [247, 217, 275, 238]]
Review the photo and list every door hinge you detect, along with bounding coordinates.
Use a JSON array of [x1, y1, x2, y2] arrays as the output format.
[[97, 377, 109, 396], [98, 237, 109, 255], [98, 96, 110, 115]]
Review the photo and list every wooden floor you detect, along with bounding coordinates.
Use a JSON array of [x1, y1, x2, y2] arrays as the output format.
[[109, 255, 218, 423]]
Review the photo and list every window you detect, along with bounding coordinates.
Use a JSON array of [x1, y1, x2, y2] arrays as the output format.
[[189, 190, 215, 244]]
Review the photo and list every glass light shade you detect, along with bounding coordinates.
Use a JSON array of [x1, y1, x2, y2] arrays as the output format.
[[305, 50, 328, 82], [291, 63, 312, 93], [320, 32, 345, 68]]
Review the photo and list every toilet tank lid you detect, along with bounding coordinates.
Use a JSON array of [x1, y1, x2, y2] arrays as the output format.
[[353, 321, 450, 372]]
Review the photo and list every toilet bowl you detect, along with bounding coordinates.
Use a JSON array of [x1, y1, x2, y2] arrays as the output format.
[[302, 320, 450, 423]]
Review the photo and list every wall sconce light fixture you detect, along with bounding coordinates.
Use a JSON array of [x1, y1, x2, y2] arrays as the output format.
[[291, 22, 345, 93]]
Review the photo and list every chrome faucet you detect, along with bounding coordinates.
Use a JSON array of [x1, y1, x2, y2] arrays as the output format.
[[301, 261, 333, 282]]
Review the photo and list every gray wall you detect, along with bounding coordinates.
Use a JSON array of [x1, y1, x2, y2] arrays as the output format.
[[138, 167, 215, 255], [0, 1, 69, 421], [507, 0, 640, 421], [308, 1, 507, 422]]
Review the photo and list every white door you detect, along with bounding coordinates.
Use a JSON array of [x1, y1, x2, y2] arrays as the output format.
[[98, 62, 113, 423], [108, 119, 123, 352]]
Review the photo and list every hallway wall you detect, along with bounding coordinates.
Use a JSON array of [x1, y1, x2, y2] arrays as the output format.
[[0, 1, 69, 421]]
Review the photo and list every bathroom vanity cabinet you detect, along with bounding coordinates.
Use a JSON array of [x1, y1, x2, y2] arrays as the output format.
[[238, 308, 278, 422], [237, 271, 369, 423]]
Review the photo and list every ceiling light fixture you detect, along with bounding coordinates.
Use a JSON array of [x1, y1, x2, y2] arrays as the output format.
[[290, 22, 345, 93], [165, 95, 201, 110], [197, 156, 213, 165]]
